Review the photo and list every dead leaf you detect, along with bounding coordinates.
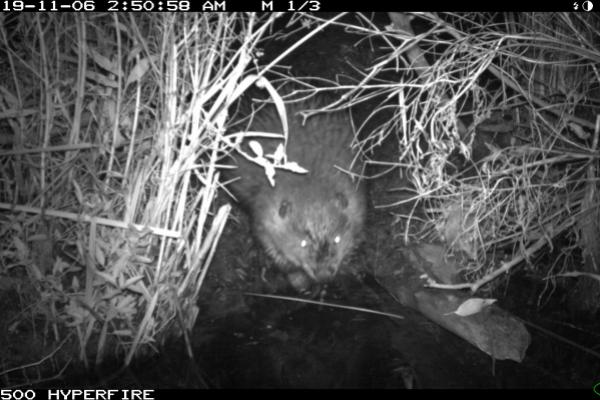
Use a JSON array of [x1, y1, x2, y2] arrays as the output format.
[[448, 298, 497, 317], [249, 140, 264, 157]]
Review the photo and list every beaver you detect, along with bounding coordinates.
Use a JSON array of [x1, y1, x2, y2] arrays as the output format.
[[226, 90, 367, 292]]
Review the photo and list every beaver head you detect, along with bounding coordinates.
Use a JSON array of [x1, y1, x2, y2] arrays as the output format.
[[252, 183, 366, 286]]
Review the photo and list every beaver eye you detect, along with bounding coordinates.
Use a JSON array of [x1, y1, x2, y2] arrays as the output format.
[[300, 239, 308, 248], [333, 235, 341, 244]]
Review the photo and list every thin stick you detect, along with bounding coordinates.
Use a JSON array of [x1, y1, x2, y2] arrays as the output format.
[[245, 292, 405, 320], [0, 202, 181, 239]]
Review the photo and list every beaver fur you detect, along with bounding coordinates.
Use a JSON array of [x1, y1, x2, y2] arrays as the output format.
[[226, 90, 366, 291]]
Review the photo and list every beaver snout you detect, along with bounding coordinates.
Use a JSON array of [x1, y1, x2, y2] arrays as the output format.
[[314, 265, 337, 282]]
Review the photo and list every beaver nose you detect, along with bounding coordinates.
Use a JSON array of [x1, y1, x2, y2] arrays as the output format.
[[315, 266, 336, 282]]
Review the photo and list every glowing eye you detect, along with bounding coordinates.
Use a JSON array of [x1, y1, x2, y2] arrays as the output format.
[[300, 239, 308, 248], [333, 235, 341, 244]]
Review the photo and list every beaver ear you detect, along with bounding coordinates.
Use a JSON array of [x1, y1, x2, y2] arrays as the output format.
[[279, 199, 292, 218], [334, 192, 349, 210]]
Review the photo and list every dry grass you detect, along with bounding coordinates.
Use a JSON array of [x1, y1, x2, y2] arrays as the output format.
[[338, 13, 600, 293], [0, 12, 340, 382]]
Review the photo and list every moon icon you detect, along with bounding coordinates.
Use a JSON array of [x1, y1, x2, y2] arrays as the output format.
[[582, 0, 593, 10]]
